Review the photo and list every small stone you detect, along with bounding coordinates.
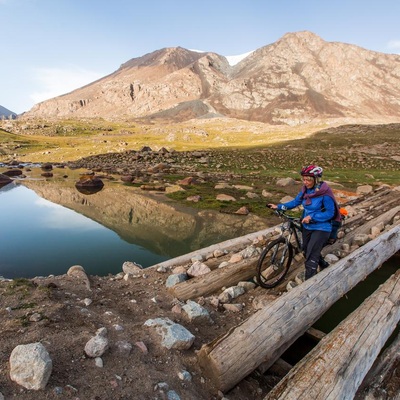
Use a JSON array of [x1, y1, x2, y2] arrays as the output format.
[[83, 298, 92, 306], [53, 386, 63, 395], [235, 206, 250, 215], [135, 341, 148, 354], [178, 370, 192, 381], [166, 273, 188, 288], [218, 261, 230, 269], [167, 390, 181, 400], [213, 249, 225, 258], [229, 253, 243, 263], [223, 303, 243, 312], [113, 324, 124, 331], [95, 357, 103, 368], [29, 313, 42, 322], [187, 261, 211, 277]]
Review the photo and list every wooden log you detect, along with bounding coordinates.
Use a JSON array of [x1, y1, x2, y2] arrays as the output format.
[[373, 195, 400, 212], [355, 331, 400, 399], [264, 269, 400, 400], [322, 205, 400, 256], [197, 225, 400, 393], [259, 358, 293, 377], [345, 187, 392, 207], [304, 326, 326, 342], [148, 226, 276, 270], [169, 257, 258, 300]]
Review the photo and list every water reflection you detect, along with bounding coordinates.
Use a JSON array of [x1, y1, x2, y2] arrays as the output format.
[[75, 185, 104, 195], [75, 176, 104, 194], [0, 182, 167, 279], [0, 167, 269, 279]]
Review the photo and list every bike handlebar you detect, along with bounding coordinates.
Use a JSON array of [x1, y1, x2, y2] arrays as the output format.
[[275, 209, 299, 220], [265, 205, 302, 223]]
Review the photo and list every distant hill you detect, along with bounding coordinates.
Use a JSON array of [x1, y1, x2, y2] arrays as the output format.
[[22, 31, 400, 126], [0, 105, 17, 119]]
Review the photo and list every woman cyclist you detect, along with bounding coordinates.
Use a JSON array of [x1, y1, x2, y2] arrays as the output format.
[[268, 165, 341, 280]]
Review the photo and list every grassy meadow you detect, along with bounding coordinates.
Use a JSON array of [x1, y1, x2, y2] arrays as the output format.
[[1, 118, 399, 217], [0, 118, 322, 162]]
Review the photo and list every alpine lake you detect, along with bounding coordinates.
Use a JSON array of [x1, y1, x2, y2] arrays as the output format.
[[0, 163, 269, 279]]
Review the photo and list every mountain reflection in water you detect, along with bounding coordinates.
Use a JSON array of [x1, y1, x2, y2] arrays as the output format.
[[0, 173, 268, 279], [0, 183, 167, 278]]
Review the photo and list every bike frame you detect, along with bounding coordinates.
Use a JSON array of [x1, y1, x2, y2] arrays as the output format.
[[256, 209, 304, 289], [280, 212, 302, 244]]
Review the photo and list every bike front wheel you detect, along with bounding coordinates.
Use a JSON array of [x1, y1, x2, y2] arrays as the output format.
[[256, 237, 293, 288]]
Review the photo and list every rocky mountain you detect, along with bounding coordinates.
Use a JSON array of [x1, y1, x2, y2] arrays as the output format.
[[0, 106, 17, 119], [22, 31, 400, 125]]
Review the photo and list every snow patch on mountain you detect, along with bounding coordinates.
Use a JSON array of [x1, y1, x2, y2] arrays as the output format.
[[225, 51, 254, 66], [189, 49, 254, 65]]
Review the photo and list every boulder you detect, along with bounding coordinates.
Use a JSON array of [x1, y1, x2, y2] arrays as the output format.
[[356, 184, 373, 195], [144, 318, 195, 350], [216, 194, 236, 202], [2, 169, 22, 177], [41, 163, 53, 170], [0, 173, 12, 187], [9, 342, 52, 390], [276, 177, 297, 187], [75, 175, 104, 194]]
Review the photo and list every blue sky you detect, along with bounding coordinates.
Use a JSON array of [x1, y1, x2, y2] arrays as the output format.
[[1, 0, 400, 114]]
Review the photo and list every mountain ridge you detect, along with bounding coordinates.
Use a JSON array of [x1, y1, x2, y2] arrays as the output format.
[[0, 105, 17, 119], [21, 31, 400, 126]]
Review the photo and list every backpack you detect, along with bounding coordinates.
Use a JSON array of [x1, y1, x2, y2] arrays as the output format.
[[322, 197, 347, 244]]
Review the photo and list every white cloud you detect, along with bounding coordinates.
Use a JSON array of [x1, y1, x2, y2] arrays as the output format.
[[35, 197, 101, 231], [387, 40, 400, 52], [30, 66, 104, 104]]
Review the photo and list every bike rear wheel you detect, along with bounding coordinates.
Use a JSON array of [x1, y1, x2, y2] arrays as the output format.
[[256, 237, 293, 288]]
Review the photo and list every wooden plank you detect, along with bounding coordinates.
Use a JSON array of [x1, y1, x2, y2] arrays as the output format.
[[197, 224, 400, 393], [265, 269, 400, 400]]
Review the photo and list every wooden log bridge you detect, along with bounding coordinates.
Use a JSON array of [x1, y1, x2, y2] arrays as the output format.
[[154, 226, 276, 270], [197, 224, 400, 393], [169, 205, 400, 301], [265, 269, 400, 400]]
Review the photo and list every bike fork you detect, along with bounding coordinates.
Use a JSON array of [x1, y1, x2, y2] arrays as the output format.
[[275, 238, 290, 265]]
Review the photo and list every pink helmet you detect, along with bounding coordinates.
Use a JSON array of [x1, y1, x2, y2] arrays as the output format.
[[300, 165, 323, 177]]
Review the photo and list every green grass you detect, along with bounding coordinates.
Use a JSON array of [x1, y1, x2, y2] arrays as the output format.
[[11, 302, 37, 310], [1, 119, 399, 216], [0, 118, 319, 162]]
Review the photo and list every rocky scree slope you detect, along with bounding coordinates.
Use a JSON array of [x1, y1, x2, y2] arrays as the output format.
[[22, 31, 400, 126]]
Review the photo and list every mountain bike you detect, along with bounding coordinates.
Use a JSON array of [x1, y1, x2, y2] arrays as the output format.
[[256, 208, 303, 289]]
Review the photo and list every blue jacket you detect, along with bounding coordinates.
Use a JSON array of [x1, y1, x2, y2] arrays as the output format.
[[277, 188, 335, 232]]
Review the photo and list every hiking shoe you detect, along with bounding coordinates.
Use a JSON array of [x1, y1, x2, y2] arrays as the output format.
[[294, 271, 305, 285], [319, 258, 330, 270]]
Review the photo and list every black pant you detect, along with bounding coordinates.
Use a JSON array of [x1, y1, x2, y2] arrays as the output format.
[[302, 228, 331, 280]]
